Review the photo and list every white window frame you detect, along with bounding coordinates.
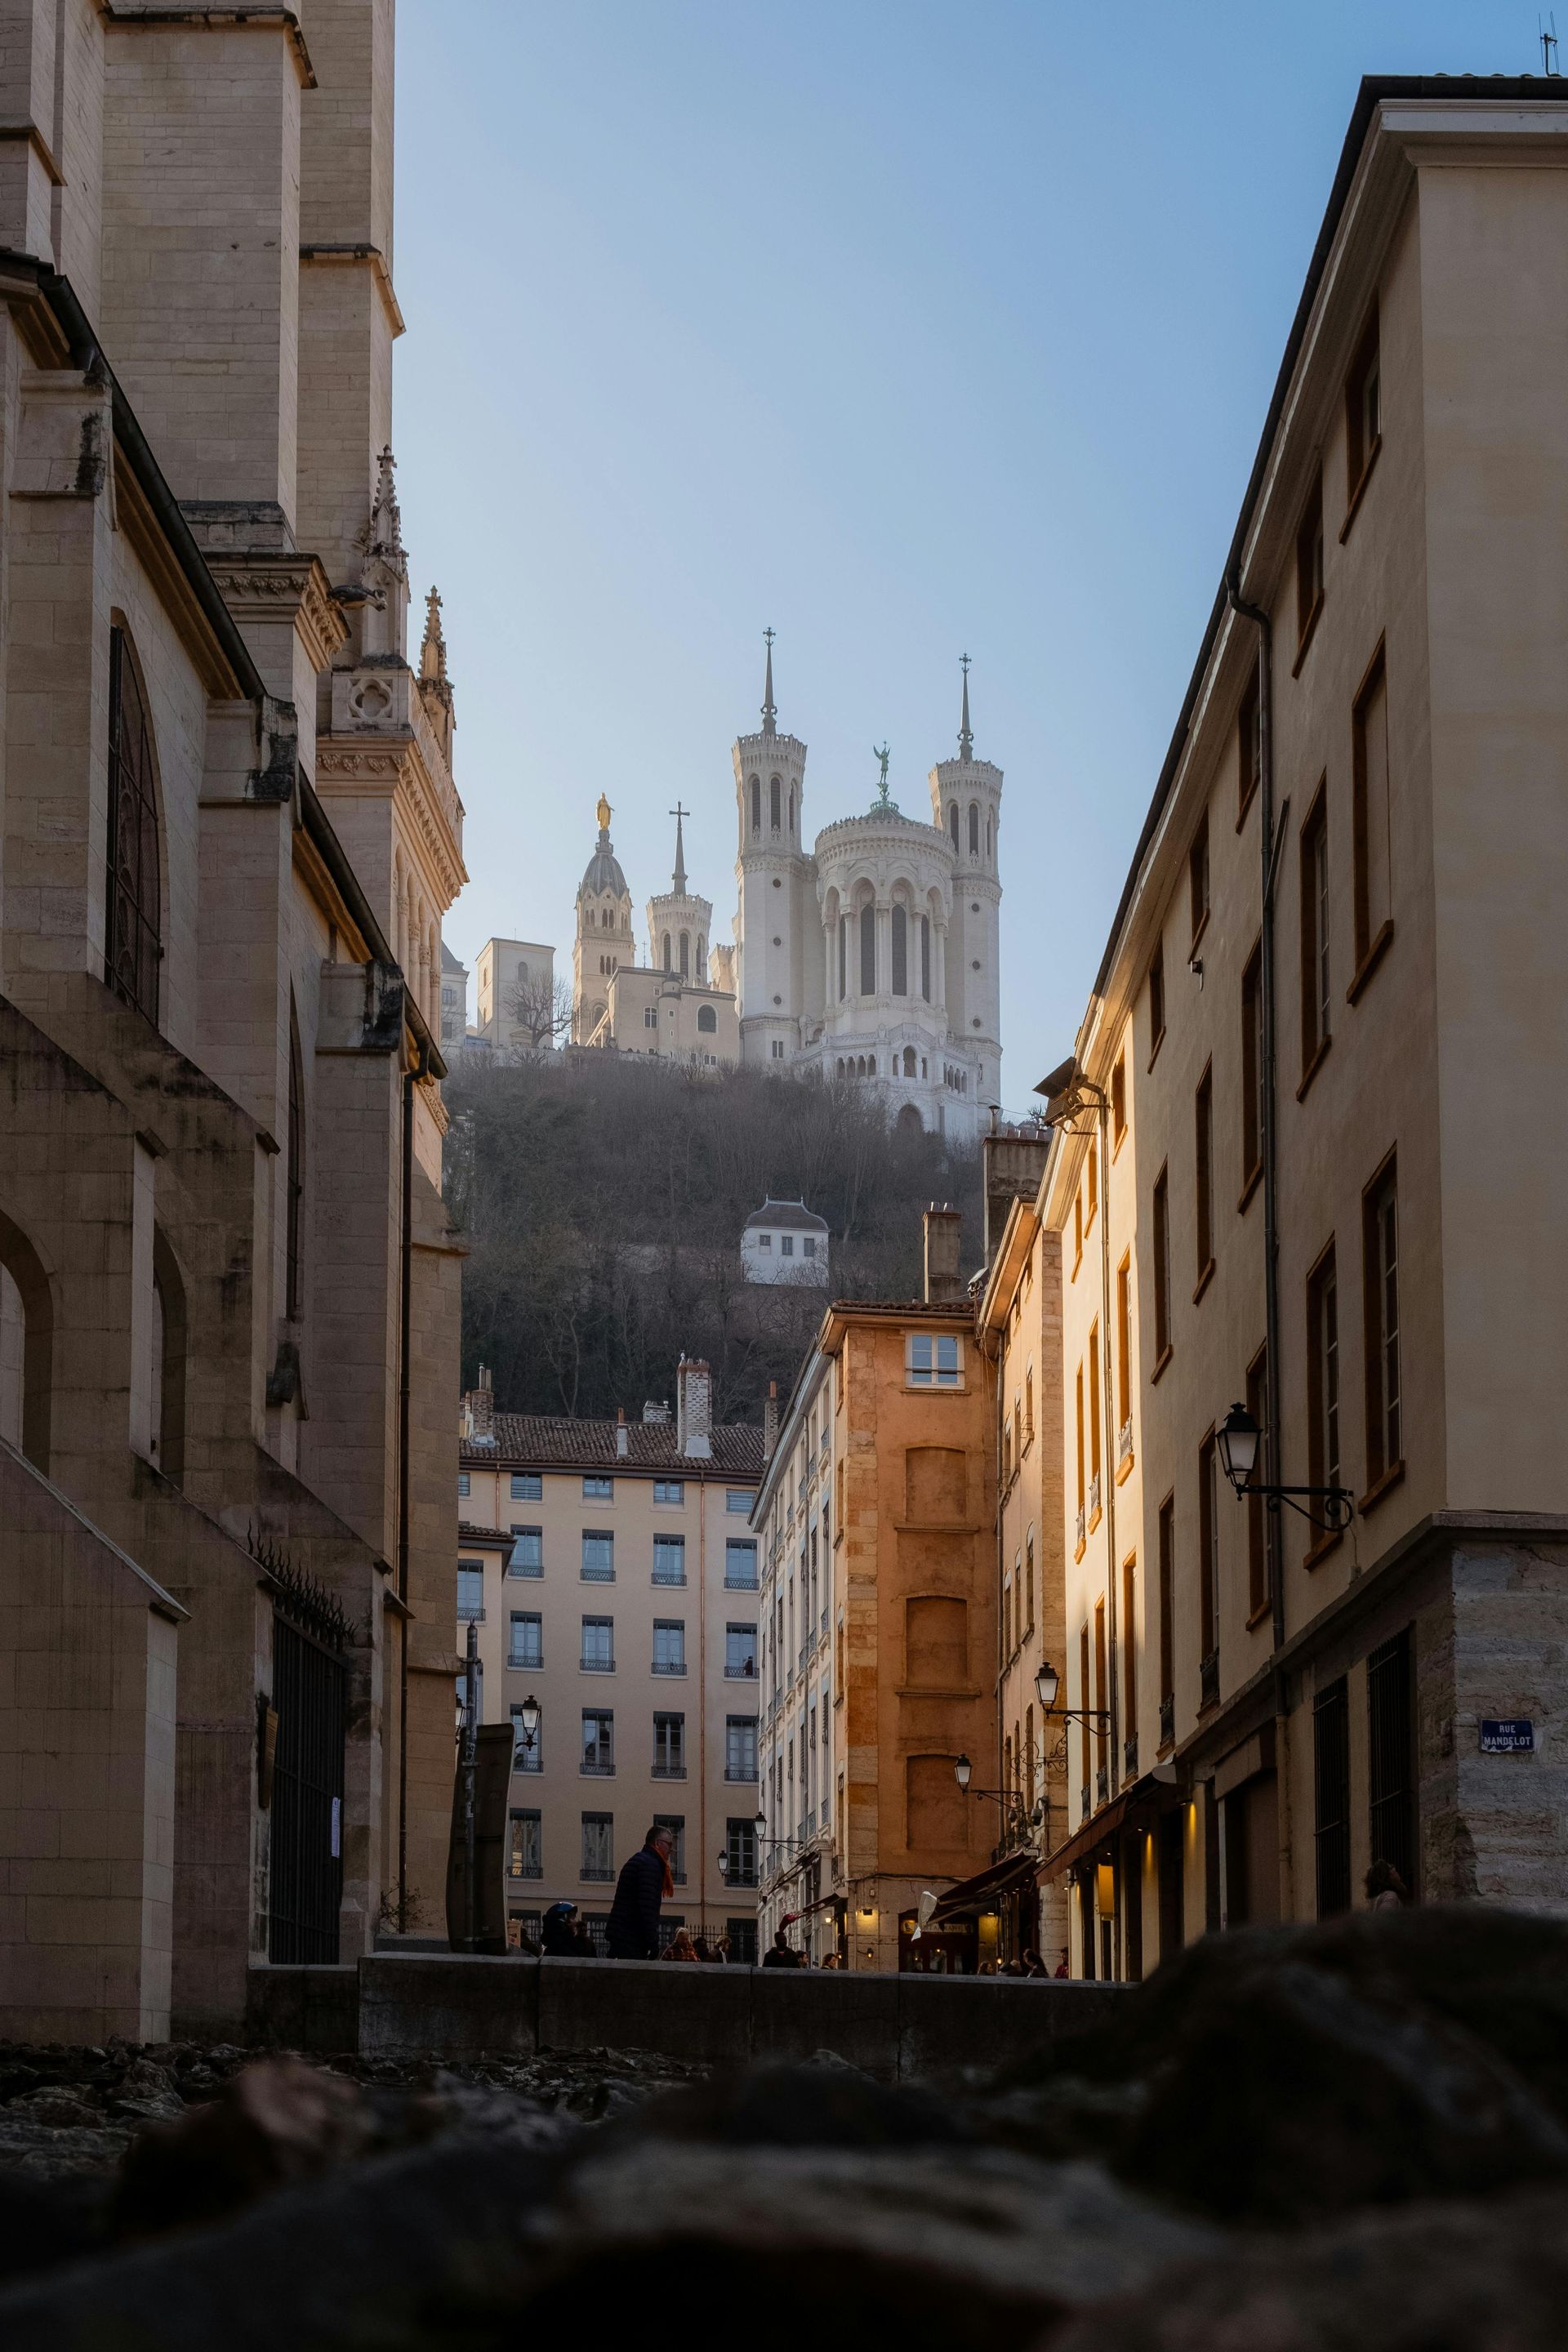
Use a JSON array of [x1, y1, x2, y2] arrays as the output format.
[[906, 1331, 964, 1389]]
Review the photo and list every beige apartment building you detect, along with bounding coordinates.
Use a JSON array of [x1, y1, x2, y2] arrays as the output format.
[[0, 0, 463, 2040], [755, 1211, 1000, 1970], [1040, 74, 1568, 1976], [456, 1363, 764, 1958]]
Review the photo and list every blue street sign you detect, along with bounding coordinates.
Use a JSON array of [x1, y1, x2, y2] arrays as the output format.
[[1479, 1719, 1534, 1753]]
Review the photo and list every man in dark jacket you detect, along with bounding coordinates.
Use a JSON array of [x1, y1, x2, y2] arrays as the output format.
[[606, 1824, 674, 1959], [761, 1928, 801, 1968]]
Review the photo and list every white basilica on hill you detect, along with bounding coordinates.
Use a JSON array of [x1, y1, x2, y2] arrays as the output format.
[[569, 639, 1003, 1143]]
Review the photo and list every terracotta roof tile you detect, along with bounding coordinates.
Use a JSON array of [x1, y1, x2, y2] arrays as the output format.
[[461, 1414, 764, 1481]]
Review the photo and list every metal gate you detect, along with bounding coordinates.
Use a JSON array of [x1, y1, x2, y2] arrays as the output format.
[[268, 1611, 347, 1963]]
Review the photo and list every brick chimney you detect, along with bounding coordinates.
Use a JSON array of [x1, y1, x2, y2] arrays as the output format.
[[616, 1406, 629, 1459], [763, 1379, 779, 1462], [982, 1120, 1052, 1264], [923, 1205, 963, 1304], [465, 1363, 495, 1444], [677, 1356, 713, 1459]]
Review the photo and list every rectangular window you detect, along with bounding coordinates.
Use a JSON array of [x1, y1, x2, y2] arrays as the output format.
[[580, 1615, 614, 1673], [510, 1472, 542, 1501], [1295, 465, 1324, 654], [725, 1623, 758, 1679], [1307, 1244, 1340, 1504], [1238, 665, 1261, 822], [1074, 1362, 1085, 1523], [581, 1529, 615, 1582], [1111, 1054, 1126, 1146], [1363, 1157, 1401, 1488], [1116, 1256, 1132, 1437], [511, 1703, 541, 1773], [653, 1478, 685, 1505], [508, 1526, 542, 1577], [780, 1234, 795, 1258], [653, 1811, 686, 1883], [644, 1004, 658, 1030], [758, 1232, 773, 1250], [1074, 1189, 1083, 1270], [724, 1539, 759, 1590], [581, 1812, 614, 1882], [457, 1472, 470, 1499], [580, 1709, 613, 1775], [860, 903, 875, 995], [653, 1534, 686, 1586], [1312, 1677, 1351, 1918], [1195, 1064, 1214, 1285], [1346, 305, 1380, 507], [653, 1712, 686, 1777], [906, 1333, 962, 1388], [1152, 1165, 1171, 1364], [652, 1619, 686, 1675], [1121, 1553, 1138, 1766], [1078, 1622, 1093, 1811], [726, 1490, 755, 1514], [1367, 1626, 1415, 1894], [1299, 783, 1330, 1072], [725, 1816, 759, 1888], [507, 1809, 541, 1882], [509, 1611, 542, 1670], [582, 1475, 613, 1501], [1087, 1319, 1102, 1510], [1241, 942, 1263, 1196], [725, 1715, 759, 1781], [1093, 1597, 1109, 1784], [1198, 1432, 1219, 1673], [1085, 1138, 1098, 1232], [1148, 939, 1166, 1062], [457, 1562, 484, 1622], [1189, 811, 1209, 947], [803, 1236, 816, 1258], [1245, 1343, 1270, 1623], [1352, 645, 1392, 975], [1156, 1494, 1175, 1713]]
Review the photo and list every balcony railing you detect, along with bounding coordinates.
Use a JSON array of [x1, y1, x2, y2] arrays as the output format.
[[1074, 1508, 1086, 1551], [1123, 1733, 1138, 1779], [652, 1659, 687, 1676], [1159, 1693, 1175, 1748], [1117, 1419, 1134, 1472], [1087, 1473, 1102, 1522], [1080, 1783, 1091, 1823], [726, 1764, 760, 1783], [457, 1604, 485, 1623], [651, 1762, 687, 1780], [1200, 1648, 1221, 1711], [1096, 1765, 1110, 1806], [508, 1650, 541, 1672]]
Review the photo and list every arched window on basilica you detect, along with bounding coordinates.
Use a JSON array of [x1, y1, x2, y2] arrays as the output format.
[[662, 933, 672, 971], [105, 623, 163, 1025], [697, 1004, 717, 1034], [902, 1045, 916, 1077], [751, 776, 760, 835], [920, 914, 931, 1000], [679, 930, 690, 978], [890, 903, 907, 996], [770, 777, 781, 832], [859, 902, 875, 996], [948, 801, 959, 851], [968, 802, 980, 858]]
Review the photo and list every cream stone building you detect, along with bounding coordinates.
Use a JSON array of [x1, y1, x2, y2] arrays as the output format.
[[455, 1364, 763, 1957], [755, 1210, 1000, 1970], [474, 935, 558, 1053], [0, 0, 464, 2041], [570, 800, 737, 1066], [1038, 74, 1568, 1978]]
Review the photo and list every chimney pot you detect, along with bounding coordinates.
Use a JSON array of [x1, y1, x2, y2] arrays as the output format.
[[763, 1380, 780, 1463], [677, 1356, 713, 1460], [923, 1205, 964, 1304]]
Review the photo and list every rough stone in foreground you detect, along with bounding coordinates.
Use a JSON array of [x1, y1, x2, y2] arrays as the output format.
[[523, 2143, 1219, 2350], [1042, 2180, 1568, 2352]]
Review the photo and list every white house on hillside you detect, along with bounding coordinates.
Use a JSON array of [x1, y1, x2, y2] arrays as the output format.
[[742, 1200, 830, 1287]]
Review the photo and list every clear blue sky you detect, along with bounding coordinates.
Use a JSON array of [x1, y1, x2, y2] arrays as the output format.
[[393, 2, 1532, 1112]]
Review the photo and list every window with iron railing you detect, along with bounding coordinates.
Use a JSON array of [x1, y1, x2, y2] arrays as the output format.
[[726, 1624, 758, 1679], [508, 1526, 543, 1577], [581, 1812, 614, 1882], [581, 1530, 615, 1583], [653, 1535, 687, 1587], [653, 1712, 686, 1779], [509, 1613, 541, 1670], [652, 1619, 686, 1675], [580, 1709, 614, 1775], [726, 1716, 759, 1782], [580, 1615, 614, 1673], [457, 1563, 484, 1623], [725, 1539, 759, 1590]]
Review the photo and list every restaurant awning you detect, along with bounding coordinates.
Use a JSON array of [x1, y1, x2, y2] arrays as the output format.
[[1036, 1793, 1134, 1886], [929, 1849, 1039, 1925], [780, 1892, 839, 1925]]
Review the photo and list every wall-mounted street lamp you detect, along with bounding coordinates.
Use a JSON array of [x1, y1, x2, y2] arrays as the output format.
[[717, 1850, 729, 1882], [1033, 1662, 1109, 1728], [1216, 1401, 1354, 1531]]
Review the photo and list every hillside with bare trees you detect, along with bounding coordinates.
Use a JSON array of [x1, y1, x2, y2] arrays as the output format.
[[446, 1054, 984, 1423]]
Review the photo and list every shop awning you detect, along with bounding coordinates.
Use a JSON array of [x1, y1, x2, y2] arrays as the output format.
[[929, 1849, 1039, 1925], [780, 1892, 839, 1925], [1036, 1793, 1133, 1886]]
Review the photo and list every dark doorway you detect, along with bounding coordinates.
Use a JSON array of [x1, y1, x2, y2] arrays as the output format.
[[268, 1614, 346, 1963]]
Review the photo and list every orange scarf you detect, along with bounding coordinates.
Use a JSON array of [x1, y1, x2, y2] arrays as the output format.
[[661, 1856, 675, 1899]]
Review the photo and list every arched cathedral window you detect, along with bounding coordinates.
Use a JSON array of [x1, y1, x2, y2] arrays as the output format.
[[697, 1004, 717, 1034], [751, 776, 760, 835], [837, 918, 846, 1001], [697, 936, 706, 976], [679, 930, 689, 978], [987, 814, 993, 861], [770, 777, 781, 832], [859, 902, 875, 996], [285, 996, 305, 1321], [948, 802, 959, 851], [788, 786, 795, 832], [969, 803, 980, 857], [106, 624, 162, 1023], [662, 934, 671, 971], [920, 915, 931, 1001], [903, 1045, 916, 1077], [890, 903, 907, 996]]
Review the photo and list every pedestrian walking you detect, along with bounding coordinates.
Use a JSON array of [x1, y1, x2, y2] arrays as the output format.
[[662, 1927, 698, 1962], [761, 1927, 800, 1968], [1054, 1946, 1070, 1979], [606, 1824, 675, 1959], [1365, 1858, 1410, 1911], [570, 1918, 596, 1958], [541, 1900, 577, 1957], [1022, 1948, 1049, 1979]]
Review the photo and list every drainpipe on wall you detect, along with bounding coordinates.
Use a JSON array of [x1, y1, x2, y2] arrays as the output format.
[[1225, 577, 1285, 1657]]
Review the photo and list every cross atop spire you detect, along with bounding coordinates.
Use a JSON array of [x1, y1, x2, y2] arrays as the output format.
[[670, 801, 689, 892], [959, 652, 973, 761], [420, 586, 447, 684], [761, 626, 777, 737]]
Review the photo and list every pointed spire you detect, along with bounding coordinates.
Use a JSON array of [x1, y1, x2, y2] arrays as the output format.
[[670, 801, 689, 893], [959, 652, 973, 761], [368, 445, 405, 565], [420, 586, 448, 684], [761, 626, 777, 737]]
